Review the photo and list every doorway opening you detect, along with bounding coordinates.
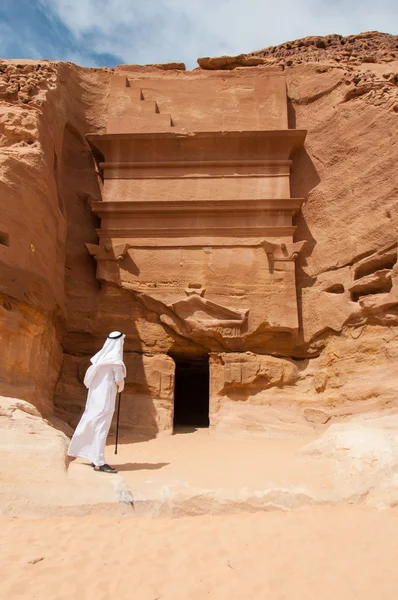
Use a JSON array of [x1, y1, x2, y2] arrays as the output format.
[[172, 355, 209, 430]]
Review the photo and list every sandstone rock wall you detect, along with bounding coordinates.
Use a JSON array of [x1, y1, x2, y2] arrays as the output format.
[[1, 32, 398, 435]]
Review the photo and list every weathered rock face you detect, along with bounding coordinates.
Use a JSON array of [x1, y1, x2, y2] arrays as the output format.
[[1, 32, 398, 436], [0, 61, 110, 414], [210, 325, 398, 436]]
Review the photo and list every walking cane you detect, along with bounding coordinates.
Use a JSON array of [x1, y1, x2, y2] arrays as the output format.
[[114, 391, 122, 455]]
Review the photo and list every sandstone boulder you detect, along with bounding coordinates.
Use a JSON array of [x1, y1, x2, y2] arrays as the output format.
[[0, 396, 132, 517], [301, 414, 398, 507], [197, 54, 269, 69], [0, 396, 69, 515]]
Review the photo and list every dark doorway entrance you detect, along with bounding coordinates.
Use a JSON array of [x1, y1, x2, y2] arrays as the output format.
[[172, 356, 209, 429]]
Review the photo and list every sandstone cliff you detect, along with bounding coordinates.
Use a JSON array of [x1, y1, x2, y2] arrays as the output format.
[[1, 32, 397, 434]]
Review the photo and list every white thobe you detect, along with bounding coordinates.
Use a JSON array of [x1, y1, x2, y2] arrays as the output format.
[[68, 364, 125, 466]]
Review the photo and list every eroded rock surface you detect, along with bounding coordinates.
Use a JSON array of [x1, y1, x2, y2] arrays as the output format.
[[199, 32, 398, 71]]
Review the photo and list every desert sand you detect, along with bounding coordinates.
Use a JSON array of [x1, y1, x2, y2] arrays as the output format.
[[2, 507, 398, 600], [3, 414, 398, 599]]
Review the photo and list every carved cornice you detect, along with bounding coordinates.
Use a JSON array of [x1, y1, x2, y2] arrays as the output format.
[[95, 226, 297, 239], [90, 198, 304, 217], [99, 159, 293, 169], [86, 129, 307, 166]]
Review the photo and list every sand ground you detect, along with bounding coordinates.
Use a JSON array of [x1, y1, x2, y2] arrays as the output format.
[[1, 507, 398, 599], [106, 428, 323, 492], [2, 429, 398, 599], [66, 428, 332, 516]]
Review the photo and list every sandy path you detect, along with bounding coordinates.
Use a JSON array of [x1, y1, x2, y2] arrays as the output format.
[[96, 428, 331, 511], [1, 507, 398, 600], [109, 429, 323, 491]]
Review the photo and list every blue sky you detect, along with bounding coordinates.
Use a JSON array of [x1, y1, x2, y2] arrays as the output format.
[[0, 0, 397, 69]]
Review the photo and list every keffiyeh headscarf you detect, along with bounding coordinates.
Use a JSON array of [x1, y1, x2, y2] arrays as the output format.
[[83, 332, 126, 388]]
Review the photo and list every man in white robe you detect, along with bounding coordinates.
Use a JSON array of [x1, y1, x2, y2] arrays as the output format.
[[68, 331, 126, 473]]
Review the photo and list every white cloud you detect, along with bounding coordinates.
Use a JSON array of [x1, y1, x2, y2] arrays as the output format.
[[39, 0, 398, 68]]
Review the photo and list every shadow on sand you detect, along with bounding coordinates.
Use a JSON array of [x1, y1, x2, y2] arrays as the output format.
[[173, 426, 199, 435], [112, 462, 169, 472]]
